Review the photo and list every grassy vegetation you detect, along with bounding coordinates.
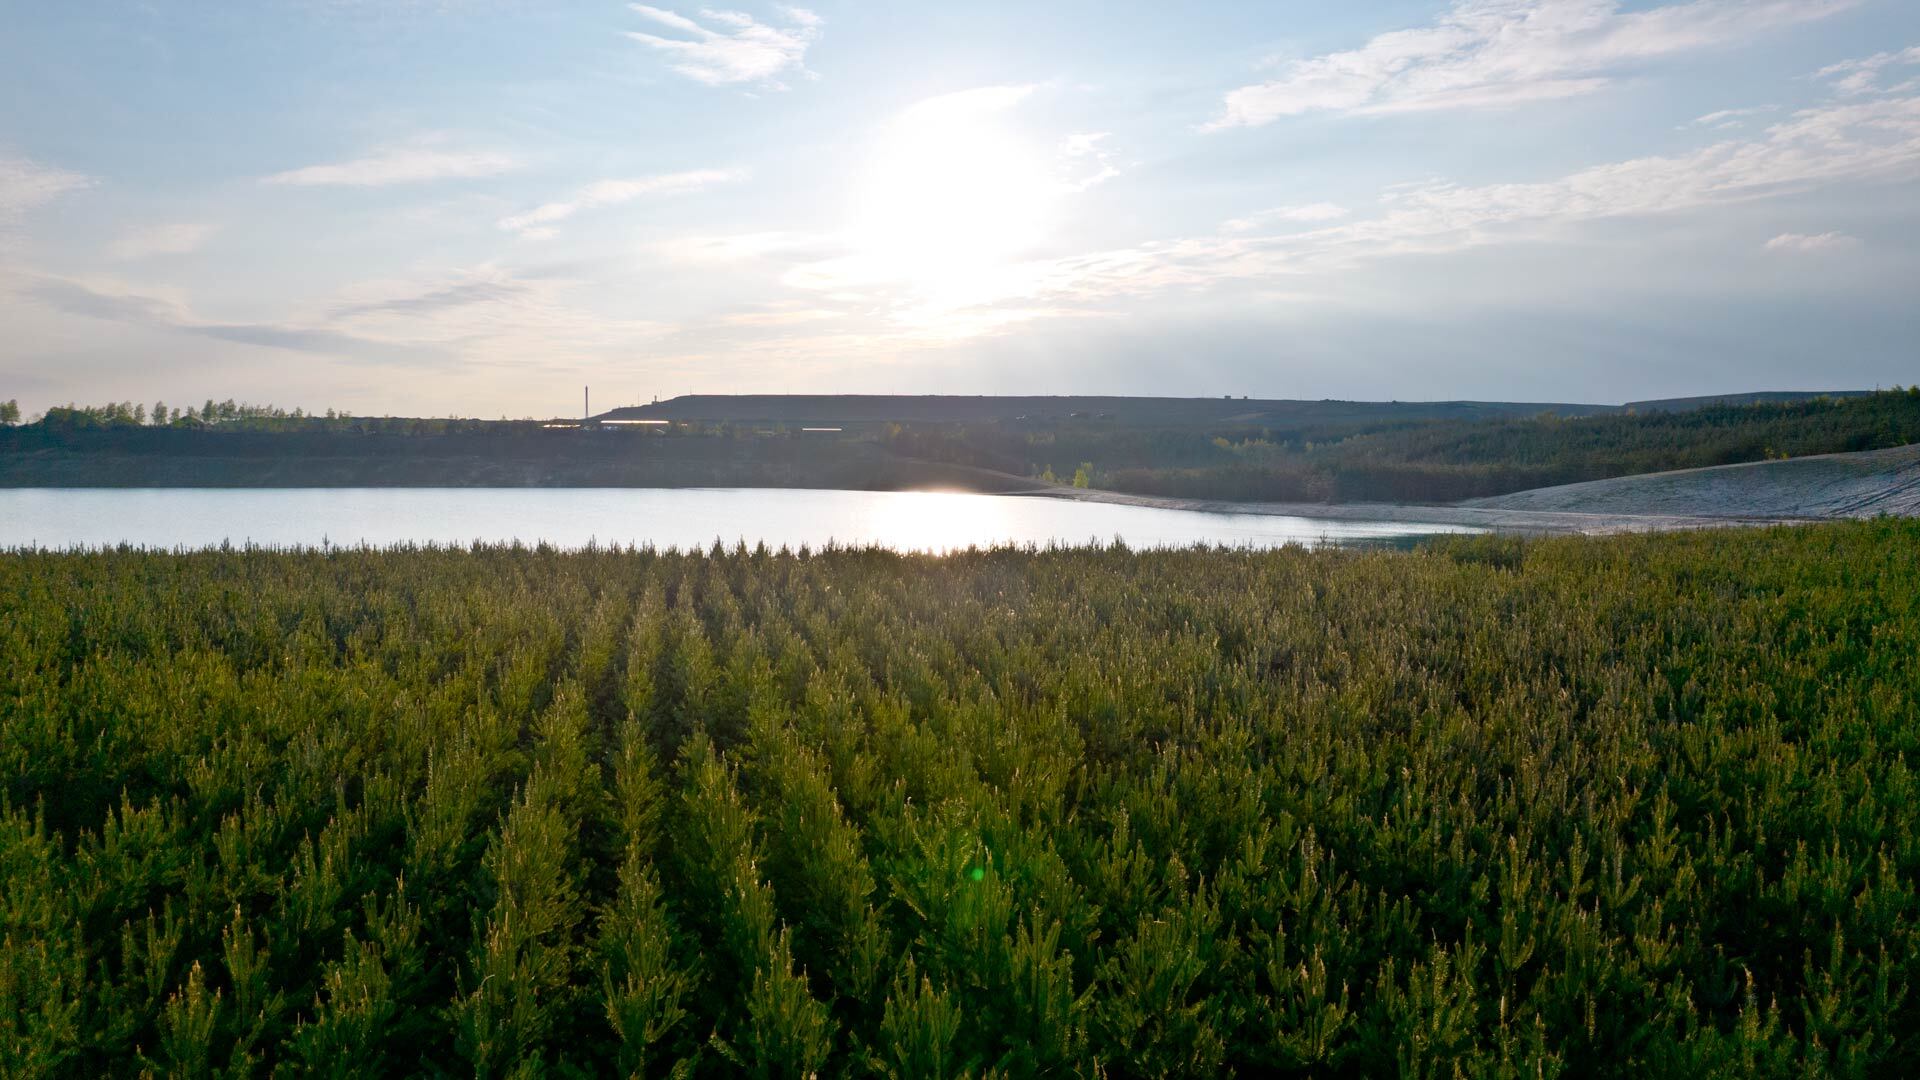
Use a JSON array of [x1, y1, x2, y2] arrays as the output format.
[[4, 521, 1918, 1075]]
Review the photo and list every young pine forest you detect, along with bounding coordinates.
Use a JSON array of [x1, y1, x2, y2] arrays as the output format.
[[4, 522, 1918, 1076]]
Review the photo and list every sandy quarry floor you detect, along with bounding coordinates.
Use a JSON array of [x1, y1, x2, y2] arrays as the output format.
[[1021, 444, 1920, 535]]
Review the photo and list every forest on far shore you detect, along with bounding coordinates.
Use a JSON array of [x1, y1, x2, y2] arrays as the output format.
[[883, 388, 1920, 502], [4, 388, 1917, 503]]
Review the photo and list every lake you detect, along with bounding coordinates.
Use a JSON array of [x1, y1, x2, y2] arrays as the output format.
[[0, 488, 1481, 552]]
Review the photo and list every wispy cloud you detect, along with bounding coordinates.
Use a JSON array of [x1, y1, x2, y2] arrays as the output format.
[[320, 265, 671, 365], [651, 230, 822, 263], [1685, 105, 1775, 129], [264, 140, 519, 187], [0, 155, 91, 217], [719, 302, 845, 327], [15, 261, 669, 370], [20, 274, 423, 360], [108, 222, 218, 261], [900, 83, 1036, 121], [1058, 131, 1121, 192], [1207, 0, 1859, 129], [1221, 203, 1351, 233], [498, 168, 745, 237], [626, 5, 822, 88], [1169, 93, 1918, 285], [326, 277, 531, 320], [1765, 231, 1861, 253], [1816, 45, 1920, 96]]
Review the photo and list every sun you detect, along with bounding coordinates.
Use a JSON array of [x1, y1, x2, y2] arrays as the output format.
[[849, 87, 1060, 300]]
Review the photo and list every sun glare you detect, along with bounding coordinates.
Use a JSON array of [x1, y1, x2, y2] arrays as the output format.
[[863, 490, 1014, 552], [850, 89, 1059, 301]]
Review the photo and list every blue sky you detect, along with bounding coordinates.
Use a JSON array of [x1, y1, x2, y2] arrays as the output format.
[[2, 0, 1917, 417]]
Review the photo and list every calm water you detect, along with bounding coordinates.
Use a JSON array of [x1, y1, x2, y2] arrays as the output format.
[[0, 488, 1480, 552]]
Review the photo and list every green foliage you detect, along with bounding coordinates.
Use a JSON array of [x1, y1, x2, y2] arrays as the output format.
[[2, 522, 1919, 1074], [600, 853, 694, 1077], [873, 962, 963, 1078], [894, 389, 1920, 502], [288, 888, 422, 1076]]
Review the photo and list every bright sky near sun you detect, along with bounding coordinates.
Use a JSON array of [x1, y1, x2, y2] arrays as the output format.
[[2, 1, 1917, 417]]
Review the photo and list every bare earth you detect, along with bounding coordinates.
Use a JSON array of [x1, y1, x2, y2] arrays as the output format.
[[1021, 444, 1920, 535]]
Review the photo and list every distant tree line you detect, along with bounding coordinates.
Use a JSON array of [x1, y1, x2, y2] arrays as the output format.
[[19, 399, 355, 429], [887, 388, 1920, 502]]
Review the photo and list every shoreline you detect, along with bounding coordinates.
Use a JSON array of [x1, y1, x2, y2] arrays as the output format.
[[1009, 444, 1920, 534], [1009, 484, 1810, 536], [7, 440, 1913, 537], [0, 477, 1829, 537]]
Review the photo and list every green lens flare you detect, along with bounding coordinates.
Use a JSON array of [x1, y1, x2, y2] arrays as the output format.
[[969, 866, 985, 882]]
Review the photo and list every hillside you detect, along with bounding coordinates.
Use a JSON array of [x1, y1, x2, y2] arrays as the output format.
[[1624, 390, 1873, 412], [900, 388, 1920, 503], [601, 390, 1868, 426], [597, 394, 1613, 426]]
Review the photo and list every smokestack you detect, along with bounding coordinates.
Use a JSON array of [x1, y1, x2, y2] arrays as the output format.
[[584, 386, 589, 421]]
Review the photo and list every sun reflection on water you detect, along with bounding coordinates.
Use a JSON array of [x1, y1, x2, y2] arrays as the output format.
[[861, 490, 1021, 553]]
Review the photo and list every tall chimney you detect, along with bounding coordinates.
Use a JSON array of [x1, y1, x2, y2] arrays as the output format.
[[584, 386, 589, 421]]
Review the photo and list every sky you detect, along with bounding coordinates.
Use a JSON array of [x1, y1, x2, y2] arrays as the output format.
[[2, 1, 1917, 418]]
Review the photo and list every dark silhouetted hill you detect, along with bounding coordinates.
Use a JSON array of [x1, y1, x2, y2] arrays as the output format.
[[597, 394, 1614, 427]]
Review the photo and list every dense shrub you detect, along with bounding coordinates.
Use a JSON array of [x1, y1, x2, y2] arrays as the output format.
[[3, 521, 1919, 1074]]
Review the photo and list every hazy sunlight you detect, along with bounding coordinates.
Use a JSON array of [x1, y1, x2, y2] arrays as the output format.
[[849, 87, 1058, 305]]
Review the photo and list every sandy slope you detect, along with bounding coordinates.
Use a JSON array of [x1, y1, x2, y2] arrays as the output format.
[[1465, 444, 1920, 519], [1025, 444, 1920, 535]]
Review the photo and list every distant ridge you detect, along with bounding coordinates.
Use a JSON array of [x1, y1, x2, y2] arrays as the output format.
[[601, 391, 1877, 426], [1625, 390, 1872, 412], [598, 394, 1614, 426]]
